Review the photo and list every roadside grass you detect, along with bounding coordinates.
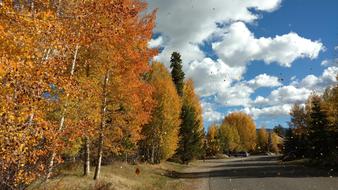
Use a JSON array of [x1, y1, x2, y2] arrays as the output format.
[[28, 161, 187, 190]]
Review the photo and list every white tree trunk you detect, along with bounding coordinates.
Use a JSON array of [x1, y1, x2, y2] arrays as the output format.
[[45, 44, 79, 180], [83, 136, 90, 176], [93, 70, 109, 180]]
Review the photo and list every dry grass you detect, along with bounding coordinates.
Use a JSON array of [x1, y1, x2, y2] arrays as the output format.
[[28, 161, 187, 190]]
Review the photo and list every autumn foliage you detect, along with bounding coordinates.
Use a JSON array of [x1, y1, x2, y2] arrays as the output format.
[[140, 62, 181, 163], [0, 0, 157, 188], [285, 81, 338, 164], [0, 0, 209, 188], [222, 112, 257, 151]]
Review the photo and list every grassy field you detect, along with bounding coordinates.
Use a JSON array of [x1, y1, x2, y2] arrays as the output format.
[[28, 161, 188, 190]]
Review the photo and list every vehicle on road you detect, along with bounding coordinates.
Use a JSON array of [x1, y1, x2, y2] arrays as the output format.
[[233, 151, 250, 157]]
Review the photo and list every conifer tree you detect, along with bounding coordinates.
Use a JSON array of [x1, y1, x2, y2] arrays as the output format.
[[170, 52, 185, 96], [308, 96, 330, 160], [175, 80, 204, 164]]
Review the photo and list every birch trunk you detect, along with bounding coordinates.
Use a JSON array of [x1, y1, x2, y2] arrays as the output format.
[[93, 70, 109, 180], [45, 44, 79, 180], [83, 136, 90, 176], [30, 0, 34, 18], [57, 0, 62, 16]]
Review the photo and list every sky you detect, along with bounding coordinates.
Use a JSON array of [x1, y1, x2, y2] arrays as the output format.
[[146, 0, 338, 129]]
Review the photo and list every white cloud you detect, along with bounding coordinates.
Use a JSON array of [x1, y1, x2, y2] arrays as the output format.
[[147, 0, 328, 124], [154, 43, 205, 68], [321, 59, 338, 67], [186, 58, 245, 97], [247, 73, 281, 89], [253, 96, 270, 106], [300, 75, 319, 89], [215, 83, 254, 106], [267, 85, 311, 105], [335, 46, 338, 51], [213, 22, 324, 67], [321, 66, 338, 85], [247, 66, 337, 117], [242, 104, 292, 119], [299, 66, 338, 91], [148, 36, 163, 48], [147, 0, 282, 64], [202, 102, 224, 122]]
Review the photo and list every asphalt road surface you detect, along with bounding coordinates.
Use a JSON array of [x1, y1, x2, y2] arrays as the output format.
[[173, 156, 338, 190]]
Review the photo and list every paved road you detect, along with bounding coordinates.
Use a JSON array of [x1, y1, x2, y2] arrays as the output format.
[[174, 156, 338, 190]]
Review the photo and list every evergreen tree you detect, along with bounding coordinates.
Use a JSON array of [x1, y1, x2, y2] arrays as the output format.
[[273, 124, 286, 137], [322, 82, 338, 163], [286, 104, 309, 158], [175, 80, 204, 164], [308, 96, 331, 160], [170, 52, 185, 96], [176, 104, 203, 164]]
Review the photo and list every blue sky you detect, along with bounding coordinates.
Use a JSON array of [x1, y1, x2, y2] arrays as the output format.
[[147, 0, 338, 129]]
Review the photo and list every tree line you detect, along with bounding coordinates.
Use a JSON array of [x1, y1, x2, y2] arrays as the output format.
[[285, 80, 338, 164], [205, 112, 284, 158], [0, 1, 205, 189]]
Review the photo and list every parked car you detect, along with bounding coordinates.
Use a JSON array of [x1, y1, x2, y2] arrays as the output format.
[[233, 151, 250, 157]]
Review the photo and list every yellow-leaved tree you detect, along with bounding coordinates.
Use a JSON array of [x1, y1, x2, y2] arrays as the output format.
[[140, 62, 182, 163], [222, 112, 256, 151], [219, 123, 241, 153], [257, 127, 269, 152], [206, 124, 221, 156]]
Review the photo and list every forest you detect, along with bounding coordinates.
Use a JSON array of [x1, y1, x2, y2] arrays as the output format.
[[0, 1, 205, 189]]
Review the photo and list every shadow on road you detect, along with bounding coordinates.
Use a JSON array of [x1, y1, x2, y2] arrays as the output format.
[[166, 156, 337, 179]]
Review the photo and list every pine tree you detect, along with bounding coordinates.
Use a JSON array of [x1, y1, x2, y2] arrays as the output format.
[[175, 80, 204, 164], [286, 104, 309, 158], [308, 96, 330, 160], [170, 52, 185, 96], [176, 104, 203, 164]]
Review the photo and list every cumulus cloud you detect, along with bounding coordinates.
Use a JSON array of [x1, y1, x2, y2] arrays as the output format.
[[147, 0, 282, 64], [215, 83, 254, 106], [213, 22, 324, 67], [321, 59, 338, 67], [299, 66, 338, 91], [246, 73, 281, 89], [242, 104, 292, 119], [148, 36, 163, 48], [185, 58, 245, 97], [185, 58, 282, 106], [248, 66, 337, 117], [202, 102, 224, 122], [146, 0, 327, 124]]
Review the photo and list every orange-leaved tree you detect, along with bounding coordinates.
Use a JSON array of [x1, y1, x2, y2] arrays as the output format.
[[0, 0, 78, 188]]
